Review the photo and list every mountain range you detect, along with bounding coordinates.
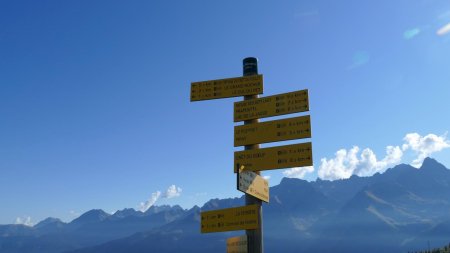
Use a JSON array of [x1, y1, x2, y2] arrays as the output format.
[[1, 157, 450, 253]]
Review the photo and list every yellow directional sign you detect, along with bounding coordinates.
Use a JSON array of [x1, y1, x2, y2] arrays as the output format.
[[227, 235, 248, 253], [191, 75, 263, 102], [234, 142, 313, 172], [234, 115, 311, 146], [234, 89, 309, 122], [238, 170, 269, 203], [201, 205, 259, 233]]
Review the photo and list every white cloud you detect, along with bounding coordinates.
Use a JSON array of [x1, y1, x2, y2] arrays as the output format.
[[15, 216, 33, 226], [316, 132, 449, 180], [318, 147, 360, 180], [262, 175, 271, 180], [283, 166, 314, 179], [69, 210, 80, 218], [163, 185, 182, 199], [139, 191, 161, 212], [354, 146, 403, 176], [317, 145, 403, 181], [402, 133, 450, 167], [437, 23, 450, 36], [138, 185, 183, 212]]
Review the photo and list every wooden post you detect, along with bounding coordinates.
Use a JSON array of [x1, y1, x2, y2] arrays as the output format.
[[243, 57, 263, 253]]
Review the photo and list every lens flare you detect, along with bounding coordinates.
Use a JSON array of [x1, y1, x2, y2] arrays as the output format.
[[437, 23, 450, 36], [403, 28, 421, 40]]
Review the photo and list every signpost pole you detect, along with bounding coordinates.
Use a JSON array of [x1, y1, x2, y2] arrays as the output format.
[[243, 57, 263, 253]]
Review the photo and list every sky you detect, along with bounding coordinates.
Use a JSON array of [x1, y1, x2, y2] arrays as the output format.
[[1, 0, 450, 225]]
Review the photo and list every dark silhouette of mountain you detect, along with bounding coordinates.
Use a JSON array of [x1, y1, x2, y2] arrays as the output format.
[[307, 158, 450, 253], [35, 218, 64, 229], [34, 218, 66, 235], [111, 208, 141, 219], [67, 203, 242, 253], [0, 224, 35, 237], [68, 209, 110, 228], [1, 157, 450, 253], [145, 204, 183, 214], [0, 206, 190, 253]]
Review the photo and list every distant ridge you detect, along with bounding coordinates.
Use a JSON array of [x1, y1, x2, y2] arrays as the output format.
[[1, 157, 450, 253], [70, 209, 110, 225]]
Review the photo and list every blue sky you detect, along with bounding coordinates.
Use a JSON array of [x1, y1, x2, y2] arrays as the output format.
[[1, 0, 450, 225]]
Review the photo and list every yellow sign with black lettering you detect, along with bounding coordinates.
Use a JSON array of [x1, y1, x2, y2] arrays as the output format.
[[234, 115, 311, 146], [234, 142, 313, 172], [201, 205, 259, 233], [238, 170, 269, 203], [234, 89, 309, 122], [227, 235, 248, 253], [191, 75, 263, 101]]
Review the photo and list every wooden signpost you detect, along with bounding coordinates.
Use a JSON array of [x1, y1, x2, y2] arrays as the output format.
[[234, 89, 309, 122], [234, 115, 311, 146], [238, 170, 269, 203], [201, 205, 259, 233], [191, 75, 263, 101], [191, 57, 313, 253], [235, 142, 313, 172], [227, 235, 248, 253]]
